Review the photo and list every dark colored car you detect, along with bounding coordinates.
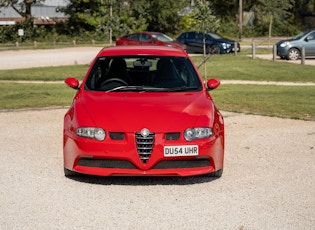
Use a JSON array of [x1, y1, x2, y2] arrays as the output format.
[[176, 31, 240, 54], [116, 32, 186, 51], [276, 29, 315, 60]]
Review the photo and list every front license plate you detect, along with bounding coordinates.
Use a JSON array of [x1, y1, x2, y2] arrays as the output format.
[[164, 145, 198, 157]]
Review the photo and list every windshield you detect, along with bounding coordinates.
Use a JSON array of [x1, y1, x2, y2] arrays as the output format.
[[293, 31, 309, 40], [151, 34, 174, 42], [206, 32, 224, 40], [85, 56, 202, 92]]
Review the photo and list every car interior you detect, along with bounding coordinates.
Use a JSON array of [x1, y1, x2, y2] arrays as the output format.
[[85, 56, 202, 92]]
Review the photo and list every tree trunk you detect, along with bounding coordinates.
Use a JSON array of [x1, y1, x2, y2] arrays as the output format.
[[269, 14, 273, 46]]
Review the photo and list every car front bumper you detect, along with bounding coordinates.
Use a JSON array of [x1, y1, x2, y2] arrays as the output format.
[[63, 133, 224, 177], [276, 46, 290, 57]]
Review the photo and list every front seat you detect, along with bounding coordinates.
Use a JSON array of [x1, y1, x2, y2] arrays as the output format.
[[106, 58, 131, 85], [153, 58, 185, 88]]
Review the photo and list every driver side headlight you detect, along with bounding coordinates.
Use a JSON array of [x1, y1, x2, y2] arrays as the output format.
[[184, 128, 213, 141], [280, 42, 290, 47], [76, 127, 106, 141]]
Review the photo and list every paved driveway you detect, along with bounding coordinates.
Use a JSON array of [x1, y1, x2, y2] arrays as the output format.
[[0, 108, 314, 229], [1, 47, 315, 70], [0, 47, 101, 69], [0, 47, 314, 229]]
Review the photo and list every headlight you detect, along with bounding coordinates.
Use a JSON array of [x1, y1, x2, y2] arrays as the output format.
[[76, 127, 106, 141], [222, 43, 227, 49], [184, 128, 213, 141], [280, 42, 289, 47]]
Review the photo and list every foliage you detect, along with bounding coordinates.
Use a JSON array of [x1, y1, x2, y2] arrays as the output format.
[[189, 0, 220, 80], [252, 0, 295, 38], [0, 0, 315, 43], [95, 0, 133, 42], [129, 0, 187, 35], [192, 0, 220, 33], [59, 0, 103, 34]]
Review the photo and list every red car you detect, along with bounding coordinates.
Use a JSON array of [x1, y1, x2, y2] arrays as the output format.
[[63, 46, 224, 178], [116, 32, 186, 51]]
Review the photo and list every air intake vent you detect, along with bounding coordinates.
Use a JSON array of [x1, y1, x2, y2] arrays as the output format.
[[135, 132, 154, 164], [165, 132, 180, 140]]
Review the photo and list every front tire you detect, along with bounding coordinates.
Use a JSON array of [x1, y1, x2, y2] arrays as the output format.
[[64, 168, 79, 177], [203, 168, 223, 178], [287, 48, 300, 60], [209, 45, 220, 54]]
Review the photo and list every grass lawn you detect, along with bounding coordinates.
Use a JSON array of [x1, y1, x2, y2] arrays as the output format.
[[1, 53, 314, 120], [191, 54, 315, 83], [0, 65, 89, 81], [0, 83, 75, 110], [210, 85, 315, 120]]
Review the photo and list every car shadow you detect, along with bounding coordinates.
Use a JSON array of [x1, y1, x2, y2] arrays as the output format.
[[67, 174, 220, 185]]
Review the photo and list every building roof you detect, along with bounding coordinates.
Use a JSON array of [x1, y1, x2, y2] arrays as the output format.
[[0, 6, 23, 19], [0, 2, 68, 25], [31, 5, 66, 18]]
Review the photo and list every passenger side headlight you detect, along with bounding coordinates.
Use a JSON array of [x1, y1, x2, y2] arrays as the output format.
[[184, 128, 213, 141], [76, 127, 106, 141]]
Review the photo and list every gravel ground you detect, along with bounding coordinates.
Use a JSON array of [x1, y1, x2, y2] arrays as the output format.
[[0, 108, 314, 230], [1, 47, 314, 229]]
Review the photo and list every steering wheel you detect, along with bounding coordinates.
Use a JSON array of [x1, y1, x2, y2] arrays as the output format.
[[101, 78, 128, 87]]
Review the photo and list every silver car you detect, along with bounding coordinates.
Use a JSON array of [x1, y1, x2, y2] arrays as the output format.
[[276, 29, 315, 60]]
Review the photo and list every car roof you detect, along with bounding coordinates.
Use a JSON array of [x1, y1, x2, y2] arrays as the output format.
[[134, 31, 162, 35], [97, 46, 188, 57]]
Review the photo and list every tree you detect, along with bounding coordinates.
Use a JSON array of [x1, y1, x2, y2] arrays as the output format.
[[253, 0, 295, 40], [129, 0, 187, 35], [60, 0, 103, 34], [96, 0, 132, 44], [192, 0, 220, 80]]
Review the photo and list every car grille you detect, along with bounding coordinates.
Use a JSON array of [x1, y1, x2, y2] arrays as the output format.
[[135, 132, 155, 164]]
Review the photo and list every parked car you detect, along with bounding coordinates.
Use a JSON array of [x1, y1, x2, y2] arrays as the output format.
[[63, 46, 224, 178], [116, 32, 186, 51], [176, 31, 240, 54], [276, 29, 315, 60]]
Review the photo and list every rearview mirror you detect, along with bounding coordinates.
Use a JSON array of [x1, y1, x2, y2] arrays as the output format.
[[133, 59, 152, 68], [65, 77, 79, 89], [207, 78, 220, 90]]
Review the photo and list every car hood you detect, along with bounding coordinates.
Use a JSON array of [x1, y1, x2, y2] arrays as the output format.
[[216, 38, 235, 44], [276, 39, 292, 44], [276, 38, 302, 45], [165, 41, 186, 50], [79, 91, 213, 132]]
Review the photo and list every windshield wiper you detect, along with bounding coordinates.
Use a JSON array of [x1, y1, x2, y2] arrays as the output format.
[[105, 85, 200, 92], [105, 86, 163, 92], [166, 86, 200, 92]]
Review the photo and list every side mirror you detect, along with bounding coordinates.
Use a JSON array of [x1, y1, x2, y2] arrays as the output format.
[[207, 78, 220, 90], [65, 77, 79, 90]]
